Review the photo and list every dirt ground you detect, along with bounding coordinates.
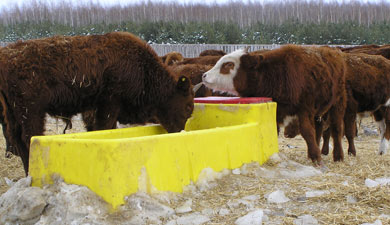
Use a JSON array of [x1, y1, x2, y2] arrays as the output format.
[[0, 115, 390, 224]]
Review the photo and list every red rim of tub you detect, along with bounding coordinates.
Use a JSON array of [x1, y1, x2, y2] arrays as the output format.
[[194, 97, 272, 104]]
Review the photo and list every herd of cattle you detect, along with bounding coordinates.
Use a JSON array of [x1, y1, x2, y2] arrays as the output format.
[[0, 31, 389, 175]]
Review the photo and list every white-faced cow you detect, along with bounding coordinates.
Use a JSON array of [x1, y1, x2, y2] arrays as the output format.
[[202, 45, 347, 165]]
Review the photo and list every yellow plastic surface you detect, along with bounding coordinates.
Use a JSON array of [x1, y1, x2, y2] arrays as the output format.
[[29, 102, 278, 210]]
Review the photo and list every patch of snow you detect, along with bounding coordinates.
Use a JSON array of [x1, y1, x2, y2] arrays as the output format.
[[219, 208, 230, 216], [293, 214, 318, 225], [234, 209, 263, 225], [227, 199, 254, 210], [175, 213, 210, 225], [346, 195, 358, 204], [364, 177, 390, 188], [232, 168, 241, 175], [125, 192, 175, 223], [256, 156, 322, 180], [4, 177, 14, 187], [374, 177, 390, 186], [201, 208, 214, 216], [287, 144, 298, 149], [361, 219, 383, 225], [0, 184, 46, 225], [365, 178, 379, 188], [231, 191, 239, 196], [266, 190, 290, 203], [242, 195, 260, 201], [195, 168, 230, 191], [268, 153, 282, 164], [240, 163, 250, 175], [176, 199, 193, 214], [305, 190, 330, 198]]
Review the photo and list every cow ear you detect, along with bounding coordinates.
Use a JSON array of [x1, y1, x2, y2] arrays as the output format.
[[177, 75, 191, 94], [240, 54, 263, 69]]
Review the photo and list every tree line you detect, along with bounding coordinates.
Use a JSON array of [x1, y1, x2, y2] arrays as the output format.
[[1, 0, 390, 27], [0, 0, 390, 44]]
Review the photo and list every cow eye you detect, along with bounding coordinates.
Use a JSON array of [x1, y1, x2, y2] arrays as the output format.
[[220, 62, 235, 75]]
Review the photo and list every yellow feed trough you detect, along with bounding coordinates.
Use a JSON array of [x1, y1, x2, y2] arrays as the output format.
[[29, 97, 278, 210]]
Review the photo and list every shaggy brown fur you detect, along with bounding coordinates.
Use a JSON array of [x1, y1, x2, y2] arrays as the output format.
[[199, 49, 226, 57], [0, 32, 194, 174], [176, 55, 223, 66], [233, 45, 347, 164], [160, 51, 184, 66]]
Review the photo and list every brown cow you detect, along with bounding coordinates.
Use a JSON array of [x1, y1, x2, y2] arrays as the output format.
[[199, 49, 226, 57], [176, 55, 223, 66], [81, 63, 215, 131], [340, 44, 390, 60], [160, 51, 184, 66], [202, 45, 347, 165], [284, 52, 390, 156], [339, 53, 390, 155], [0, 32, 194, 174]]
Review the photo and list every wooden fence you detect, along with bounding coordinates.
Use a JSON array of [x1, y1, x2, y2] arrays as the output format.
[[150, 44, 355, 57], [149, 44, 281, 57]]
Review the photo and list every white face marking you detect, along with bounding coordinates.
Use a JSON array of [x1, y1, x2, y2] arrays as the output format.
[[385, 98, 390, 107], [281, 115, 298, 128], [202, 48, 246, 95]]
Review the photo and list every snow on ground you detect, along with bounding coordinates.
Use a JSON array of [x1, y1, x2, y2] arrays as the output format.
[[0, 153, 324, 225], [0, 116, 390, 224]]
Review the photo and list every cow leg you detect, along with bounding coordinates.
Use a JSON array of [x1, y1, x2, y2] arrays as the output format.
[[298, 112, 322, 165], [93, 100, 120, 130], [5, 120, 29, 174], [321, 128, 331, 155], [314, 117, 324, 146], [328, 105, 345, 162], [82, 110, 96, 131], [1, 123, 12, 157], [19, 109, 46, 175], [374, 108, 390, 155], [383, 108, 390, 155], [344, 110, 357, 156]]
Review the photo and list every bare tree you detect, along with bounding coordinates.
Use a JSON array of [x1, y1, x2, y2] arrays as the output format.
[[0, 0, 390, 27]]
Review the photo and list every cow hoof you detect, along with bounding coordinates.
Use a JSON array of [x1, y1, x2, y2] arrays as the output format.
[[314, 160, 328, 173], [319, 164, 329, 173], [333, 157, 344, 162]]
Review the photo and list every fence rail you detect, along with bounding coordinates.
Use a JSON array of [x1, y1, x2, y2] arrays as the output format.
[[0, 42, 355, 58]]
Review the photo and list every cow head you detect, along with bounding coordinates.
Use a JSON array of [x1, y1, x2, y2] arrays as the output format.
[[202, 48, 264, 96], [201, 48, 248, 95], [157, 76, 194, 133]]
